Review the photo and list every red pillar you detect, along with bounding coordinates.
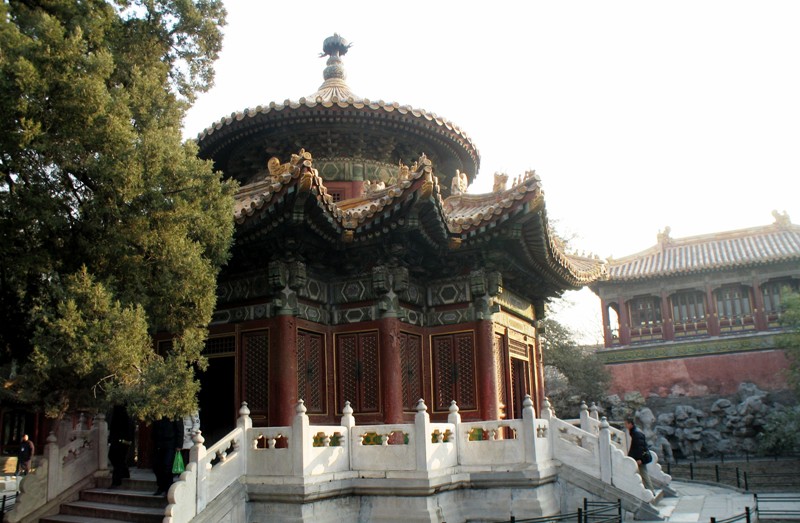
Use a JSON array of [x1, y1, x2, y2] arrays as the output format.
[[705, 285, 720, 335], [600, 299, 612, 347], [661, 291, 674, 341], [379, 316, 403, 424], [272, 314, 298, 426], [618, 297, 631, 345], [476, 320, 499, 421], [752, 279, 768, 331]]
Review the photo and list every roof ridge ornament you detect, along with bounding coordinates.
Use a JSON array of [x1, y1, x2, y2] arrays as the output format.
[[772, 209, 791, 229], [311, 34, 360, 102]]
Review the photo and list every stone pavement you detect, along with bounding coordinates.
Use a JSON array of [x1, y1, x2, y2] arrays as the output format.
[[651, 480, 800, 522]]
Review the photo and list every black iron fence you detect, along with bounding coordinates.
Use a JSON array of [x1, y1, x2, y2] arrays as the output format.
[[755, 493, 800, 520], [504, 498, 622, 523], [1, 492, 17, 515], [665, 459, 800, 492], [709, 506, 753, 523]]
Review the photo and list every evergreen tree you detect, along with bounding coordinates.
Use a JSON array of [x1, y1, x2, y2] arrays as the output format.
[[0, 0, 235, 420], [541, 318, 611, 418]]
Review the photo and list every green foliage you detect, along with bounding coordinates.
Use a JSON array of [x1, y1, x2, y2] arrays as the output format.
[[540, 318, 611, 418], [757, 405, 800, 456], [0, 0, 234, 420]]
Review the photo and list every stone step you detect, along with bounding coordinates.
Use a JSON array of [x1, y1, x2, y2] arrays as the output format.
[[39, 515, 124, 523], [81, 487, 169, 508], [52, 500, 165, 523]]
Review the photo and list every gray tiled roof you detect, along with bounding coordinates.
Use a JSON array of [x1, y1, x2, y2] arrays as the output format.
[[607, 220, 800, 281]]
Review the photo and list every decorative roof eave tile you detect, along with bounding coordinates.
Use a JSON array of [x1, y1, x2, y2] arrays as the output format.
[[443, 171, 543, 234], [517, 204, 607, 291], [604, 220, 800, 283]]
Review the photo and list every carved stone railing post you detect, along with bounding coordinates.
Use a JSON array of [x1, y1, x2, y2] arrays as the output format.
[[292, 400, 310, 476], [192, 430, 208, 514], [541, 398, 555, 460], [447, 401, 461, 427], [237, 402, 251, 469], [590, 402, 599, 420], [521, 395, 538, 465], [341, 401, 355, 429], [414, 399, 431, 471], [95, 413, 108, 472], [45, 431, 58, 501], [598, 417, 612, 484], [579, 401, 590, 432]]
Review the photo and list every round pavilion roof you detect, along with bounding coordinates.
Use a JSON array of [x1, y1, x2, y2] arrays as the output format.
[[196, 35, 480, 189]]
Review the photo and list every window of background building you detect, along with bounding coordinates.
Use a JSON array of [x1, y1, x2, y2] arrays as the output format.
[[716, 285, 752, 319], [629, 296, 662, 326], [671, 291, 706, 323]]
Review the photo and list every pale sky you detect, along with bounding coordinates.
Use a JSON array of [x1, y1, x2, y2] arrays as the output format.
[[184, 1, 800, 344]]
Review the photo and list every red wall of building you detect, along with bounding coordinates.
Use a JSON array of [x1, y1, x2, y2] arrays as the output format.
[[607, 350, 791, 397]]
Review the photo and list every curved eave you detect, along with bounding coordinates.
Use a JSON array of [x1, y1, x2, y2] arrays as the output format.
[[196, 98, 480, 182]]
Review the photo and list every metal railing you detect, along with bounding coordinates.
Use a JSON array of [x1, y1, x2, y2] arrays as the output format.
[[665, 460, 800, 491], [709, 506, 752, 523], [505, 498, 622, 523], [1, 493, 18, 515], [755, 493, 800, 520]]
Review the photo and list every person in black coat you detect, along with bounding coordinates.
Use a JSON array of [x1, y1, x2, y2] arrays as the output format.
[[108, 405, 135, 487], [625, 417, 654, 493], [16, 434, 34, 476], [151, 416, 184, 496]]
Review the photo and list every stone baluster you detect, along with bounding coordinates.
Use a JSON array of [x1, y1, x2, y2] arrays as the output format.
[[598, 417, 612, 484], [192, 430, 208, 514], [590, 402, 599, 420], [414, 399, 431, 471], [45, 431, 59, 502], [522, 394, 538, 466], [292, 400, 310, 476], [447, 401, 460, 443], [579, 401, 590, 432]]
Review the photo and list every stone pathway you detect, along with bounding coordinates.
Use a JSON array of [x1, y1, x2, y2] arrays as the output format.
[[650, 480, 800, 522]]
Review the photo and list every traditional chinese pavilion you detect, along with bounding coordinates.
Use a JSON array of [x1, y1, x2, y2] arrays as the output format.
[[188, 35, 605, 442], [591, 212, 800, 397]]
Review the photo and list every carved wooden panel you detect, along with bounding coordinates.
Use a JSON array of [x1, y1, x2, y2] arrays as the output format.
[[297, 330, 325, 414], [242, 330, 269, 415], [494, 333, 508, 415], [336, 332, 380, 414], [399, 332, 423, 411]]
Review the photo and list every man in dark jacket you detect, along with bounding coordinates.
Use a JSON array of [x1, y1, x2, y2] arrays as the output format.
[[16, 434, 34, 476], [108, 405, 135, 487], [151, 416, 184, 496], [625, 417, 654, 493]]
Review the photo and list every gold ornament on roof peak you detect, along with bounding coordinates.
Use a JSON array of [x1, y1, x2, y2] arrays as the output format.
[[310, 34, 360, 102]]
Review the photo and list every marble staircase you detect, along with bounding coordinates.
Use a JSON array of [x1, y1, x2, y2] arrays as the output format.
[[39, 469, 166, 523]]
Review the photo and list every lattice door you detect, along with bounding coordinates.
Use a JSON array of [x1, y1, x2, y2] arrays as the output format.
[[432, 332, 477, 411], [242, 330, 269, 418], [336, 332, 380, 414], [297, 330, 325, 414]]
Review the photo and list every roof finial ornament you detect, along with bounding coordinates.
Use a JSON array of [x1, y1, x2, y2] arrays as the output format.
[[657, 226, 672, 246], [310, 34, 360, 102], [772, 209, 791, 229]]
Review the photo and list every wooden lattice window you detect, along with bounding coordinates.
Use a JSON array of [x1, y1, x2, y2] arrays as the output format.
[[432, 332, 477, 411], [671, 291, 706, 323], [399, 332, 423, 411], [204, 335, 235, 356], [716, 286, 752, 319], [297, 330, 326, 414], [336, 332, 380, 414], [629, 296, 662, 326], [242, 331, 269, 415]]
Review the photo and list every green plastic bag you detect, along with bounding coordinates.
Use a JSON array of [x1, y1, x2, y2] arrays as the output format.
[[172, 452, 185, 474]]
